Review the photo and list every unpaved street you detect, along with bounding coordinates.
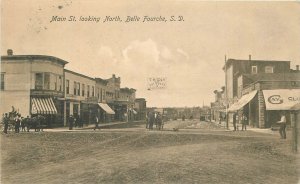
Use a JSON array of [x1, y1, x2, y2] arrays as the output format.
[[1, 120, 299, 184]]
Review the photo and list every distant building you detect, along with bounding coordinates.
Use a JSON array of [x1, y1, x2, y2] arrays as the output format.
[[210, 86, 226, 122], [134, 98, 147, 121]]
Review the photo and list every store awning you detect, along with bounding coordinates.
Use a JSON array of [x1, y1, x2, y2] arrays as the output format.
[[31, 97, 57, 114], [263, 89, 300, 110], [98, 103, 115, 114], [228, 90, 257, 112], [132, 109, 137, 114]]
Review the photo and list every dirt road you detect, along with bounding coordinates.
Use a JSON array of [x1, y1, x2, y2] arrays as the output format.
[[1, 120, 299, 184]]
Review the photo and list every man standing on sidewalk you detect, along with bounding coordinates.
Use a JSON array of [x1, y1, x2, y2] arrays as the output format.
[[241, 114, 248, 131], [277, 112, 287, 139]]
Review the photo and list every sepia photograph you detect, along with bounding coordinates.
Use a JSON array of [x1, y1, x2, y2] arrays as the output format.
[[1, 0, 300, 183]]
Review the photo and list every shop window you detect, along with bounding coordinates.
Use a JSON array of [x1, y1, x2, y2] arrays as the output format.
[[66, 80, 70, 94], [251, 66, 257, 74], [1, 73, 4, 90], [265, 66, 274, 73], [35, 73, 43, 90]]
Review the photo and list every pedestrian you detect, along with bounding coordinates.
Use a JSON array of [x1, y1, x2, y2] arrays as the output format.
[[2, 113, 9, 134], [145, 113, 149, 129], [21, 117, 26, 132], [69, 115, 74, 130], [241, 114, 247, 131], [233, 113, 237, 131], [94, 116, 100, 130], [149, 112, 155, 130], [277, 112, 287, 139], [15, 114, 21, 133], [157, 113, 163, 130]]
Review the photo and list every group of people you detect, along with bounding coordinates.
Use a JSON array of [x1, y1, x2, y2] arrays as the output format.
[[2, 112, 46, 134], [68, 114, 84, 130], [232, 113, 248, 131], [146, 112, 163, 130]]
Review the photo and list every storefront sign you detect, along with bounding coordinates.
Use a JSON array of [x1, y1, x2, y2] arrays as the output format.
[[263, 89, 300, 110]]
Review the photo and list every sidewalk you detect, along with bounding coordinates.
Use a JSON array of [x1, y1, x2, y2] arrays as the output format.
[[211, 120, 275, 134], [44, 121, 128, 132]]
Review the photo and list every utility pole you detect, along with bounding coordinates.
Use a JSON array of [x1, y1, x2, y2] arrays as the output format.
[[225, 55, 229, 130]]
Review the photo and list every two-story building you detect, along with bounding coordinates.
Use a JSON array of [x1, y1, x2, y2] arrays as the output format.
[[1, 50, 67, 127], [224, 55, 300, 128]]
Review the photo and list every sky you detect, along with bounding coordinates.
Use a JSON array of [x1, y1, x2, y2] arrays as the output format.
[[1, 0, 300, 107]]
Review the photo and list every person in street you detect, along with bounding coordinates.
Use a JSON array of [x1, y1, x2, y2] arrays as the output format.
[[2, 113, 9, 134], [277, 112, 287, 139], [149, 112, 155, 130], [21, 117, 26, 132], [94, 116, 100, 130], [69, 115, 74, 130], [232, 113, 237, 131], [15, 114, 21, 133], [241, 114, 247, 131]]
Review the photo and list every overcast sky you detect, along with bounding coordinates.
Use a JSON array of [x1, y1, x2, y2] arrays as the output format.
[[2, 0, 300, 107]]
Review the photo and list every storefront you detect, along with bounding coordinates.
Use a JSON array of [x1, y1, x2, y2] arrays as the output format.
[[227, 90, 258, 127], [263, 89, 300, 128]]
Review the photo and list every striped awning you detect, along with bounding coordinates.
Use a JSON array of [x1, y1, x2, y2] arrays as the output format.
[[31, 97, 58, 115], [98, 103, 115, 114]]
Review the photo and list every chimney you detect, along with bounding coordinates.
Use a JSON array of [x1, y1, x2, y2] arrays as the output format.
[[296, 65, 299, 71], [249, 55, 251, 61], [112, 74, 116, 78], [7, 49, 13, 56]]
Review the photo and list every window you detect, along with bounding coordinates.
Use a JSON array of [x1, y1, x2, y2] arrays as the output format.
[[1, 73, 4, 90], [251, 66, 257, 74], [74, 82, 77, 95], [82, 84, 85, 97], [77, 83, 80, 96], [54, 75, 57, 91], [44, 73, 50, 90], [92, 86, 95, 97], [265, 66, 274, 73], [87, 85, 90, 97], [58, 76, 62, 91], [66, 80, 70, 94], [35, 73, 43, 90]]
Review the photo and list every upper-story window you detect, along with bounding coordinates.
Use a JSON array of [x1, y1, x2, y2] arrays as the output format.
[[66, 80, 70, 94], [73, 82, 77, 95], [1, 73, 4, 90], [265, 66, 274, 73], [251, 66, 257, 74], [77, 83, 80, 96], [92, 86, 95, 97], [82, 84, 85, 97], [35, 73, 43, 90], [87, 85, 90, 97], [44, 73, 50, 90], [58, 76, 62, 91]]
